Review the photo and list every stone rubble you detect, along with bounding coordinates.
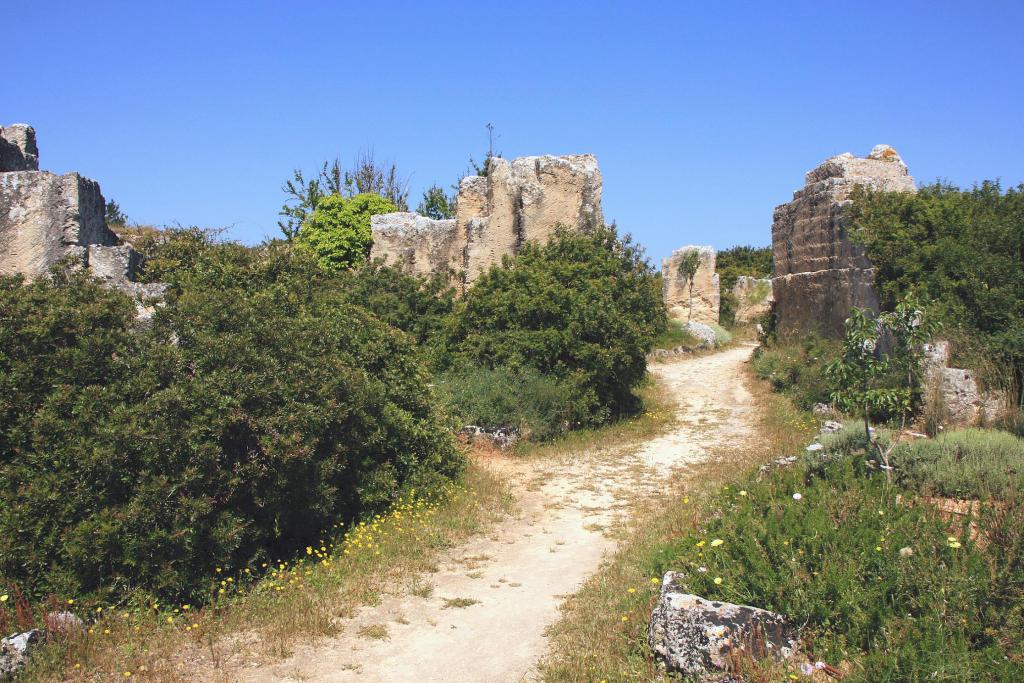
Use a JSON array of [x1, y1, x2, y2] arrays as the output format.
[[1, 630, 41, 680]]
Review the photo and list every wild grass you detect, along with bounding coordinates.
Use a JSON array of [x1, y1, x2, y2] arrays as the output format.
[[12, 462, 514, 682], [890, 428, 1024, 500], [651, 319, 699, 351], [539, 367, 1024, 682]]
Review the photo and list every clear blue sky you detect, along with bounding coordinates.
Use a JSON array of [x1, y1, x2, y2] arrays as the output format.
[[6, 1, 1023, 265]]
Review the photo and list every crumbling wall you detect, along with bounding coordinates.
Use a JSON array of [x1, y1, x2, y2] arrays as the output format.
[[0, 123, 164, 319], [771, 145, 916, 337], [370, 154, 603, 289], [732, 275, 773, 323], [662, 246, 719, 325]]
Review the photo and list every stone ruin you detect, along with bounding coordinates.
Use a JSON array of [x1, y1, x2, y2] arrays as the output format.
[[731, 275, 773, 324], [370, 154, 603, 289], [661, 245, 719, 325], [923, 341, 1007, 427], [771, 145, 916, 337], [0, 124, 164, 316]]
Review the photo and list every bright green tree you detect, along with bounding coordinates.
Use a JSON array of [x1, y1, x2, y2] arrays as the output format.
[[416, 185, 455, 220], [297, 193, 396, 272]]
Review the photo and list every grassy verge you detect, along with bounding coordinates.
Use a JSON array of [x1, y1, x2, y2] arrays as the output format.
[[540, 368, 1024, 681], [14, 463, 514, 682]]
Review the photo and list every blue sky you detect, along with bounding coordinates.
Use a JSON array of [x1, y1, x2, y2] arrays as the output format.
[[6, 1, 1023, 265]]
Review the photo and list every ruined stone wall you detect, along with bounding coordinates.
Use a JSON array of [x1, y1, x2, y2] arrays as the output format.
[[1, 124, 119, 278], [732, 275, 773, 324], [662, 246, 720, 325], [0, 123, 164, 318], [771, 145, 916, 337], [370, 154, 603, 289]]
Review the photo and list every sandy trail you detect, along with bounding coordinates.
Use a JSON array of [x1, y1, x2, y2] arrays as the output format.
[[237, 345, 757, 683]]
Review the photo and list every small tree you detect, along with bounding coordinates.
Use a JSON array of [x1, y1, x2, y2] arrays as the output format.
[[676, 250, 701, 322], [297, 193, 396, 272], [105, 200, 128, 228], [826, 296, 938, 480], [417, 185, 455, 220]]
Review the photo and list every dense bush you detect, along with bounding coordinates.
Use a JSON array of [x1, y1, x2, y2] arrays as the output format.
[[340, 259, 455, 354], [647, 452, 1024, 680], [444, 226, 665, 425], [434, 364, 577, 441], [0, 245, 461, 603], [850, 181, 1024, 404], [298, 192, 395, 271]]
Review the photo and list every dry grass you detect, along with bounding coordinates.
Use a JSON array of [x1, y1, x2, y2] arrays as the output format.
[[538, 365, 817, 682], [18, 462, 514, 682]]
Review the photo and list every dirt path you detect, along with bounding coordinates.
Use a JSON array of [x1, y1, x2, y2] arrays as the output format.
[[238, 345, 757, 683]]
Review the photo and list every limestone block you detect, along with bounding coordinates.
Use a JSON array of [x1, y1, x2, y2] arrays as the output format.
[[662, 246, 719, 325], [923, 341, 1007, 426], [1, 170, 115, 277], [0, 124, 39, 172], [732, 275, 773, 324], [771, 145, 916, 338], [369, 212, 460, 279], [648, 572, 798, 677]]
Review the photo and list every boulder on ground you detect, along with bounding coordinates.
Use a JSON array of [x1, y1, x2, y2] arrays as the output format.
[[686, 321, 718, 349], [648, 572, 799, 678], [1, 629, 42, 679]]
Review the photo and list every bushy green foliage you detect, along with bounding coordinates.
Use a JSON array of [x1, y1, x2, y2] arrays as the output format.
[[751, 336, 838, 409], [890, 429, 1024, 500], [0, 245, 461, 603], [297, 193, 394, 272], [341, 259, 455, 353], [416, 185, 455, 220], [434, 364, 577, 441], [716, 245, 773, 327], [646, 454, 1024, 680], [445, 226, 665, 425], [850, 181, 1024, 404]]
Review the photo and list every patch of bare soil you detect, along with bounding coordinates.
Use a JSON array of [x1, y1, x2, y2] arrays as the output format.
[[230, 345, 758, 682]]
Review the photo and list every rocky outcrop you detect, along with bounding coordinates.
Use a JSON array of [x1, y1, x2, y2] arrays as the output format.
[[370, 154, 603, 289], [0, 124, 164, 319], [771, 145, 916, 337], [731, 275, 773, 323], [662, 246, 719, 325], [923, 341, 1006, 426], [648, 573, 799, 677]]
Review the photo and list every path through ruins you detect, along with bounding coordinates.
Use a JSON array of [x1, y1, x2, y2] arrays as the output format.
[[234, 345, 758, 682]]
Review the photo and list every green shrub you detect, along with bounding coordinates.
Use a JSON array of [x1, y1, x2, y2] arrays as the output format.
[[850, 181, 1024, 405], [652, 318, 699, 351], [716, 245, 773, 328], [0, 245, 461, 603], [434, 364, 577, 441], [340, 259, 455, 355], [444, 225, 665, 425], [646, 454, 1024, 679], [751, 336, 838, 410], [297, 192, 395, 271], [710, 323, 732, 346], [890, 429, 1024, 500]]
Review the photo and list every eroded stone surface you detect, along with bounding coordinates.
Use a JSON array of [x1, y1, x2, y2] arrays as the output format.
[[371, 154, 603, 289], [731, 275, 773, 324], [771, 145, 916, 337], [663, 246, 719, 325], [923, 341, 1006, 426], [648, 573, 798, 677], [0, 124, 39, 172]]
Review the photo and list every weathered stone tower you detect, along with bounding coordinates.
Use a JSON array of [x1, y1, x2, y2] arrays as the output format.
[[771, 145, 916, 337]]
